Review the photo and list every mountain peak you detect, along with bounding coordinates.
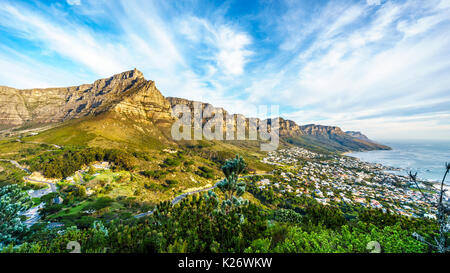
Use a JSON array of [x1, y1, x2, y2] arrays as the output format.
[[346, 131, 372, 142], [0, 69, 170, 127], [300, 124, 346, 136], [109, 68, 145, 81]]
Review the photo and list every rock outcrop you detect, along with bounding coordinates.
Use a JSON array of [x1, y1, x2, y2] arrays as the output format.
[[166, 98, 390, 152], [0, 69, 390, 152], [300, 124, 346, 137], [346, 131, 371, 142], [0, 69, 172, 127]]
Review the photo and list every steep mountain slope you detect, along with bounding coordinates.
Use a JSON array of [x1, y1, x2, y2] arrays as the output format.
[[297, 124, 390, 152], [346, 131, 373, 142], [0, 70, 390, 153], [0, 70, 176, 151], [0, 69, 172, 128], [167, 97, 390, 152]]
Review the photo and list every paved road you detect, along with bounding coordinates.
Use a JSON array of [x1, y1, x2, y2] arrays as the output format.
[[1, 158, 57, 227], [21, 179, 57, 227], [0, 159, 31, 173], [21, 178, 57, 227], [134, 173, 269, 218], [24, 177, 57, 192], [22, 203, 45, 228], [135, 181, 221, 218], [0, 158, 57, 192]]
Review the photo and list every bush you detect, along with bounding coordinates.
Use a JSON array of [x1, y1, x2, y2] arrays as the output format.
[[84, 197, 114, 211], [160, 157, 183, 168], [165, 179, 178, 187], [144, 182, 165, 192], [196, 166, 214, 179], [40, 204, 64, 217], [140, 170, 168, 179], [26, 147, 135, 179], [272, 209, 303, 224]]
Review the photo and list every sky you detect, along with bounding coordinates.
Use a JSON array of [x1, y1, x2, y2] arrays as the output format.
[[0, 0, 449, 141]]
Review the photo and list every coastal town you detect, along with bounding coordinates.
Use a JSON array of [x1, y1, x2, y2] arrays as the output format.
[[258, 147, 444, 219]]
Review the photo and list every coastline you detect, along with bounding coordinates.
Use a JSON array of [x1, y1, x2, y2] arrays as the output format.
[[343, 146, 450, 198], [343, 140, 450, 184]]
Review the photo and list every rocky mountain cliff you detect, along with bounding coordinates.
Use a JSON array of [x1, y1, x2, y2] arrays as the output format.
[[0, 69, 172, 128], [0, 69, 390, 152], [166, 97, 390, 152], [346, 131, 372, 142], [300, 124, 346, 136]]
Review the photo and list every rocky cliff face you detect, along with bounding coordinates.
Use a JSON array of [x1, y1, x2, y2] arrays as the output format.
[[278, 118, 303, 137], [300, 124, 346, 137], [167, 97, 253, 132], [0, 69, 173, 128], [346, 131, 371, 142], [0, 70, 390, 152], [166, 98, 390, 151]]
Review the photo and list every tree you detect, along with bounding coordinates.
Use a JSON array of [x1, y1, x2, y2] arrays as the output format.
[[217, 155, 247, 200], [214, 155, 249, 215], [409, 163, 450, 253], [0, 184, 32, 245]]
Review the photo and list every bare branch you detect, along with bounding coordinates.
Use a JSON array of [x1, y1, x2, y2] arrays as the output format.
[[408, 171, 433, 204], [412, 232, 436, 248]]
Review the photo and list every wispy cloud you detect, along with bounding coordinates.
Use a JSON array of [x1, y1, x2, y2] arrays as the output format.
[[244, 0, 450, 139], [0, 0, 449, 140], [67, 0, 81, 6]]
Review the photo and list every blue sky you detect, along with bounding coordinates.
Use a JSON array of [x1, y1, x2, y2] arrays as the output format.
[[0, 0, 450, 140]]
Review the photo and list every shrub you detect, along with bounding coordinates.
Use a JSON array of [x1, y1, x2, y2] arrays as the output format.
[[165, 179, 178, 187], [196, 166, 214, 179]]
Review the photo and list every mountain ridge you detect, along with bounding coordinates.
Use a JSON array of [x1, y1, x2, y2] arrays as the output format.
[[166, 97, 391, 152], [0, 69, 390, 152], [0, 69, 172, 127]]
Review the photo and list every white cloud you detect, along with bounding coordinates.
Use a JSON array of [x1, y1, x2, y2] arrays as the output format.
[[178, 16, 253, 76], [0, 0, 449, 139], [0, 4, 127, 77], [67, 0, 81, 6], [366, 0, 381, 6], [215, 26, 252, 76], [242, 0, 450, 139], [0, 45, 89, 88]]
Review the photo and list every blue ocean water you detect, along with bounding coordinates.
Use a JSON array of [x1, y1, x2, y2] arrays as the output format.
[[347, 140, 450, 184]]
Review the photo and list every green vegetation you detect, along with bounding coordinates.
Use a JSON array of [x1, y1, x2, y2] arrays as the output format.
[[25, 147, 135, 178], [0, 184, 32, 245], [0, 162, 28, 187], [2, 192, 436, 253], [140, 170, 168, 179], [1, 155, 440, 253], [0, 116, 443, 255], [196, 166, 214, 179]]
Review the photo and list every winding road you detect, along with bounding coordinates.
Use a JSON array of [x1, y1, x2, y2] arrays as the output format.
[[1, 158, 57, 227], [0, 158, 57, 192], [134, 173, 268, 218], [2, 154, 270, 224], [0, 159, 31, 173], [23, 177, 57, 193]]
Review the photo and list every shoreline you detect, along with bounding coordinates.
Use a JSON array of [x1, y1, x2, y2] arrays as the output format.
[[344, 147, 448, 182], [343, 148, 449, 198]]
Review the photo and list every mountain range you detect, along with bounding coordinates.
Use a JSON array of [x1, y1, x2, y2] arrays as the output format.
[[0, 69, 390, 153]]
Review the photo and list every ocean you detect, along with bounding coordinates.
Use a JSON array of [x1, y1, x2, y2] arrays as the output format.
[[347, 140, 450, 185]]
